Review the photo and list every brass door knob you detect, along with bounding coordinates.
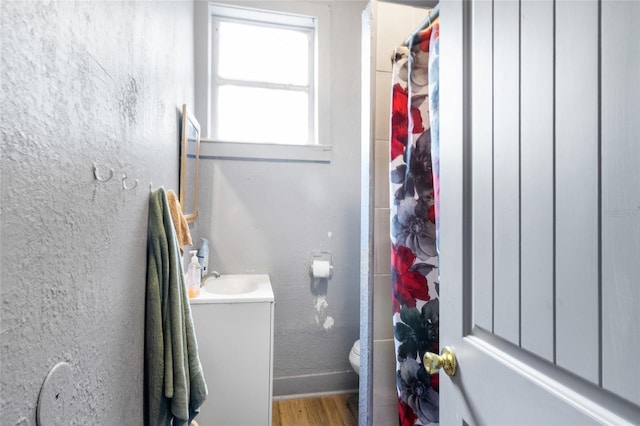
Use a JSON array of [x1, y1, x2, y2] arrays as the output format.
[[423, 346, 457, 376]]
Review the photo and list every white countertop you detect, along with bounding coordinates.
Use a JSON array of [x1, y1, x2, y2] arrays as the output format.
[[189, 274, 274, 304]]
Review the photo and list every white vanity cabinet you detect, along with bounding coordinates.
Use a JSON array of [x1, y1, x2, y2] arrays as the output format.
[[190, 274, 274, 426]]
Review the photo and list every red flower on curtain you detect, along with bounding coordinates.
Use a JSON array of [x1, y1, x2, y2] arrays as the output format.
[[391, 245, 430, 311], [392, 83, 408, 115], [418, 26, 434, 52], [391, 116, 408, 160], [410, 106, 425, 134], [430, 369, 440, 393], [398, 399, 418, 426], [391, 84, 425, 160], [428, 204, 436, 224]]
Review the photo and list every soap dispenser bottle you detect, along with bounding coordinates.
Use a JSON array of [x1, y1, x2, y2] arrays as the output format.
[[198, 238, 209, 277], [186, 250, 201, 299]]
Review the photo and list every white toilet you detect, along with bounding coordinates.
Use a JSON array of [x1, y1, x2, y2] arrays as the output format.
[[349, 340, 360, 375]]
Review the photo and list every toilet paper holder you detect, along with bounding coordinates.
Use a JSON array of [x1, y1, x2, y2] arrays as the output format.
[[309, 250, 333, 279]]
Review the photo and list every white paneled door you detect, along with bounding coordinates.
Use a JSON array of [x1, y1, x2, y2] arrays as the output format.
[[437, 1, 640, 424]]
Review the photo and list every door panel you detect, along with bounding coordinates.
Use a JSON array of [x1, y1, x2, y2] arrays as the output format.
[[520, 0, 554, 362], [452, 331, 631, 425], [439, 0, 640, 423], [554, 0, 600, 385], [601, 0, 640, 406], [492, 0, 520, 345], [470, 0, 493, 333]]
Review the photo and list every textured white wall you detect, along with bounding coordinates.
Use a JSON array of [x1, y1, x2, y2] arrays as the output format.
[[0, 1, 194, 424], [193, 1, 366, 394]]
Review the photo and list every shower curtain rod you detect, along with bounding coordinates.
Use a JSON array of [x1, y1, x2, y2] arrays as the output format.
[[403, 3, 440, 46]]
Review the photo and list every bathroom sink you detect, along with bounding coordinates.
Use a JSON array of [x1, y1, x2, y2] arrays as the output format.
[[190, 274, 273, 304], [204, 274, 259, 295]]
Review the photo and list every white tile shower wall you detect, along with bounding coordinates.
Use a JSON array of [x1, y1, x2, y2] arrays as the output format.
[[373, 275, 394, 340], [375, 71, 392, 141], [374, 139, 390, 208], [373, 208, 391, 275], [372, 339, 399, 424], [372, 1, 429, 420], [376, 2, 417, 72]]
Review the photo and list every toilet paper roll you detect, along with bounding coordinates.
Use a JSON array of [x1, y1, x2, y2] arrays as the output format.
[[311, 260, 332, 279]]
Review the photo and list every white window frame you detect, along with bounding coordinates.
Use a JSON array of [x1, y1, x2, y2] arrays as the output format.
[[209, 4, 317, 145]]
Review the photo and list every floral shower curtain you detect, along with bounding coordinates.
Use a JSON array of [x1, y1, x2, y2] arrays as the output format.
[[389, 22, 440, 426]]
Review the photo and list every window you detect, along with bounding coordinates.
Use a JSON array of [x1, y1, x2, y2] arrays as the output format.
[[210, 4, 316, 145]]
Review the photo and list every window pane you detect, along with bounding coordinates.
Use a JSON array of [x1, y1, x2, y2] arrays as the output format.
[[218, 21, 309, 86], [217, 85, 309, 144]]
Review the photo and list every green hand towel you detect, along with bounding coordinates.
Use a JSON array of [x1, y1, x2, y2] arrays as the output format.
[[145, 188, 207, 426]]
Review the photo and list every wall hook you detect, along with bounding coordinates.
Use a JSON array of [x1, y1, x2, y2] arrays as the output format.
[[122, 174, 139, 190], [93, 163, 114, 182]]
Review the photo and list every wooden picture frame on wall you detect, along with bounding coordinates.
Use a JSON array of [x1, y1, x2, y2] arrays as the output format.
[[179, 104, 201, 224]]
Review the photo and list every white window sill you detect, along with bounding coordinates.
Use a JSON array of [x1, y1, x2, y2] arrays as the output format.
[[199, 139, 332, 163]]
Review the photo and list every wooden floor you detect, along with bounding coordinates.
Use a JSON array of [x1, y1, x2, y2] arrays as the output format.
[[272, 393, 358, 426]]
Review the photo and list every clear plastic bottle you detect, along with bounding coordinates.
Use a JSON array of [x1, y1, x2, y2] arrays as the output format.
[[197, 238, 209, 277], [186, 250, 201, 299]]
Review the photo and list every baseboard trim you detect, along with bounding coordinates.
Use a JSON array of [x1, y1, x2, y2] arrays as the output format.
[[273, 389, 358, 401], [273, 371, 359, 397]]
